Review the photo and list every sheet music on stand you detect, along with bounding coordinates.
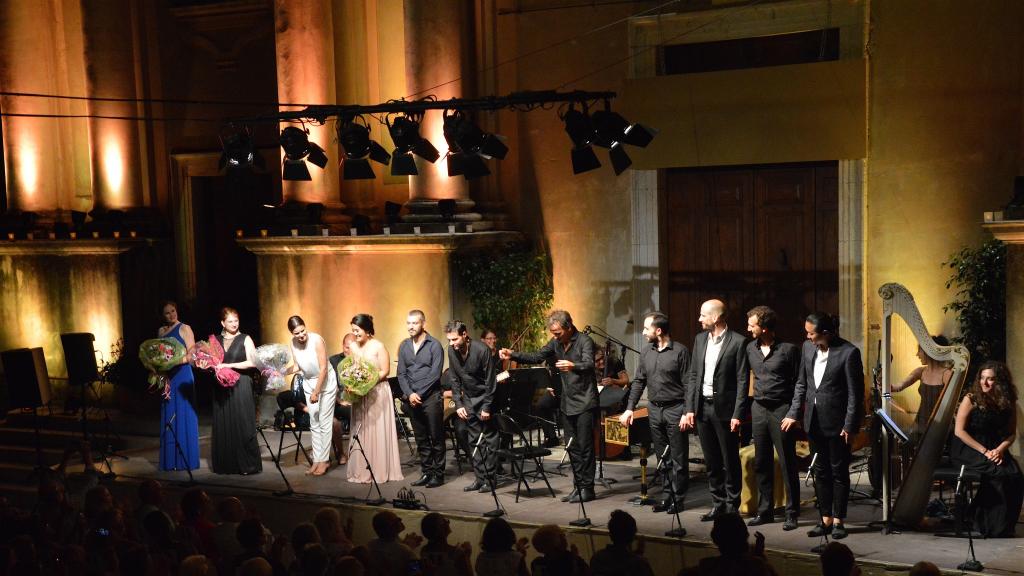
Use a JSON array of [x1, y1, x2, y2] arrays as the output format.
[[501, 367, 555, 426]]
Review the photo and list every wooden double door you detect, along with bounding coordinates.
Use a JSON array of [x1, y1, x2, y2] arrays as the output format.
[[665, 162, 838, 346]]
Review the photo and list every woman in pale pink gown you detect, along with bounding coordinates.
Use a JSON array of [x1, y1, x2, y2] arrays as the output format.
[[345, 314, 404, 483]]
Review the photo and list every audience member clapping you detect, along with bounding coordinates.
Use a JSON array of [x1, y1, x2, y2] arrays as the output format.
[[590, 510, 652, 576], [678, 512, 776, 576], [530, 524, 589, 576], [312, 507, 354, 564], [473, 517, 529, 576], [367, 511, 421, 576], [820, 542, 860, 576], [419, 512, 472, 576]]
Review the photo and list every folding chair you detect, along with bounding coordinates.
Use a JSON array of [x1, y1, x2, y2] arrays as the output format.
[[495, 413, 556, 502]]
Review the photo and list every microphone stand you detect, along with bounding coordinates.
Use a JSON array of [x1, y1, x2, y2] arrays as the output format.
[[584, 325, 640, 356], [473, 428, 505, 518], [954, 464, 984, 572], [350, 433, 386, 505], [256, 424, 295, 497], [563, 437, 591, 527], [655, 444, 686, 537], [162, 413, 195, 486]]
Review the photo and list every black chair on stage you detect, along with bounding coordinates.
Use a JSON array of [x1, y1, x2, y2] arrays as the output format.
[[388, 377, 417, 458], [273, 374, 313, 466], [494, 413, 556, 502]]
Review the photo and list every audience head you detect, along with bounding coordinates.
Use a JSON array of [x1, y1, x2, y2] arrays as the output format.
[[301, 543, 330, 576], [180, 488, 212, 521], [236, 518, 267, 550], [217, 496, 245, 523], [531, 524, 568, 555], [371, 510, 404, 540], [291, 523, 322, 555], [909, 561, 940, 576], [820, 542, 856, 576], [333, 556, 365, 576], [179, 554, 215, 576], [710, 512, 749, 556], [142, 509, 176, 544], [480, 517, 517, 553], [607, 510, 638, 546], [313, 507, 345, 544], [83, 485, 114, 520], [421, 512, 451, 543], [138, 479, 163, 506], [239, 557, 274, 576]]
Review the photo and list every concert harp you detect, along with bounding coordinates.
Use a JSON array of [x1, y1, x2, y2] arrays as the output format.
[[878, 283, 970, 527]]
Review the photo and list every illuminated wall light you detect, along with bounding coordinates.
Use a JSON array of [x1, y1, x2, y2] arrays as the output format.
[[102, 139, 125, 204], [17, 138, 39, 200]]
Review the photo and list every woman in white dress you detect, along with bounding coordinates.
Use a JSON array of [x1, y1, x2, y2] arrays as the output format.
[[346, 314, 404, 483], [287, 315, 337, 476]]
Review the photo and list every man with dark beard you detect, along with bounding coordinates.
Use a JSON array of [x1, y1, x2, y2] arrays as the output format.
[[397, 310, 446, 488], [446, 320, 499, 493]]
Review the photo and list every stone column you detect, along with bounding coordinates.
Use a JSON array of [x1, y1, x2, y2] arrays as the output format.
[[402, 0, 479, 223], [983, 220, 1024, 458], [0, 1, 79, 218], [81, 0, 145, 211], [273, 0, 348, 229]]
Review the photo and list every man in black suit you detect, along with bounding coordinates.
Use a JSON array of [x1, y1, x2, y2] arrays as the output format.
[[500, 309, 598, 503], [445, 320, 499, 493], [683, 299, 750, 520], [782, 312, 864, 540]]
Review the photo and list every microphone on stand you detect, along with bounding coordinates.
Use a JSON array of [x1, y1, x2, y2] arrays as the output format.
[[471, 430, 485, 460], [565, 436, 574, 451]]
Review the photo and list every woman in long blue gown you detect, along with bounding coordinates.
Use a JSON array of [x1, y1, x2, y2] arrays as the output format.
[[157, 301, 200, 471]]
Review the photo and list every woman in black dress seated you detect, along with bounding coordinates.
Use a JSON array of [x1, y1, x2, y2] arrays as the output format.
[[212, 307, 263, 475], [951, 360, 1022, 537]]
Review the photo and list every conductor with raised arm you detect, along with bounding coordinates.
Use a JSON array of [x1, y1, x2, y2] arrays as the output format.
[[782, 312, 864, 540], [500, 310, 598, 503]]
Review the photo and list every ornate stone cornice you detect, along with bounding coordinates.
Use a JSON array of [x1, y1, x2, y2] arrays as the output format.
[[237, 231, 523, 256], [983, 220, 1024, 244], [0, 239, 147, 256]]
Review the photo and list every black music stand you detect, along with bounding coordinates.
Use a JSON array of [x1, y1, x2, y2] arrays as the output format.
[[871, 407, 908, 534], [1, 348, 52, 481], [61, 333, 123, 475]]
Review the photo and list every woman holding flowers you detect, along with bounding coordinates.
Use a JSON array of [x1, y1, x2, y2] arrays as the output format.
[[345, 314, 403, 483], [156, 301, 199, 471], [211, 307, 262, 475], [288, 315, 337, 476]]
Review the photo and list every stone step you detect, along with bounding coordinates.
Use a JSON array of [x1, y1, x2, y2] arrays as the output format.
[[0, 427, 121, 451], [0, 444, 68, 466]]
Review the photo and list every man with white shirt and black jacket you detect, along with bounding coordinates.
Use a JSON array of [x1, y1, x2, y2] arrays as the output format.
[[683, 299, 750, 522], [782, 312, 864, 540], [445, 320, 499, 493], [397, 310, 446, 488], [619, 311, 690, 516], [500, 309, 598, 503], [745, 305, 802, 530]]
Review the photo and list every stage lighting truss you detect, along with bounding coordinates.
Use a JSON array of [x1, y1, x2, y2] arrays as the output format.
[[337, 115, 391, 180], [233, 90, 651, 181], [279, 125, 328, 181]]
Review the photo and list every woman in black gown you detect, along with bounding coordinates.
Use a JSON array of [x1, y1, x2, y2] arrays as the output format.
[[951, 360, 1022, 537], [211, 307, 262, 475]]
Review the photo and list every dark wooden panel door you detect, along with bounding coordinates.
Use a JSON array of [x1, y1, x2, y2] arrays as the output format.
[[666, 163, 837, 345]]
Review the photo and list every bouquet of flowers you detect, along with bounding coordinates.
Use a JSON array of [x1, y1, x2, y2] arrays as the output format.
[[187, 336, 239, 388], [138, 338, 186, 395], [337, 355, 380, 404], [253, 344, 292, 391]]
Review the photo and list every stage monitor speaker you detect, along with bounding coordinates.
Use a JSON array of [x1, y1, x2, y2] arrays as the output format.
[[1, 347, 52, 409], [61, 332, 98, 385]]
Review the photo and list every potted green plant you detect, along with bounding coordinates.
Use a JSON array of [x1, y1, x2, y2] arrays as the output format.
[[943, 239, 1006, 366]]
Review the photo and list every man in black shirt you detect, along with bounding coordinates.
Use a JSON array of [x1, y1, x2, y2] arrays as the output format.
[[745, 306, 801, 530], [397, 310, 446, 488], [445, 320, 499, 493], [619, 311, 690, 516], [500, 309, 598, 503]]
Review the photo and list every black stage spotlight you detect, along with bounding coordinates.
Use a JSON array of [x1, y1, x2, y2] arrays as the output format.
[[338, 116, 391, 180], [561, 105, 601, 175], [388, 114, 440, 176], [608, 142, 632, 176], [219, 124, 265, 171], [442, 109, 507, 179], [592, 105, 657, 150], [280, 126, 328, 181]]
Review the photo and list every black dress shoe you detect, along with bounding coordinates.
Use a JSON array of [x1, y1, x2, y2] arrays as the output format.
[[831, 523, 848, 539], [410, 474, 431, 487], [560, 489, 578, 502], [663, 500, 684, 515], [425, 475, 444, 488], [783, 515, 799, 531], [542, 437, 561, 448], [479, 482, 494, 493], [570, 487, 595, 503], [748, 515, 774, 527], [652, 499, 670, 513], [464, 480, 485, 492], [700, 509, 724, 522], [807, 523, 832, 537]]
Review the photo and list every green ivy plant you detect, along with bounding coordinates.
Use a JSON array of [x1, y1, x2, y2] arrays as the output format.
[[456, 247, 554, 350], [943, 239, 1006, 364]]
